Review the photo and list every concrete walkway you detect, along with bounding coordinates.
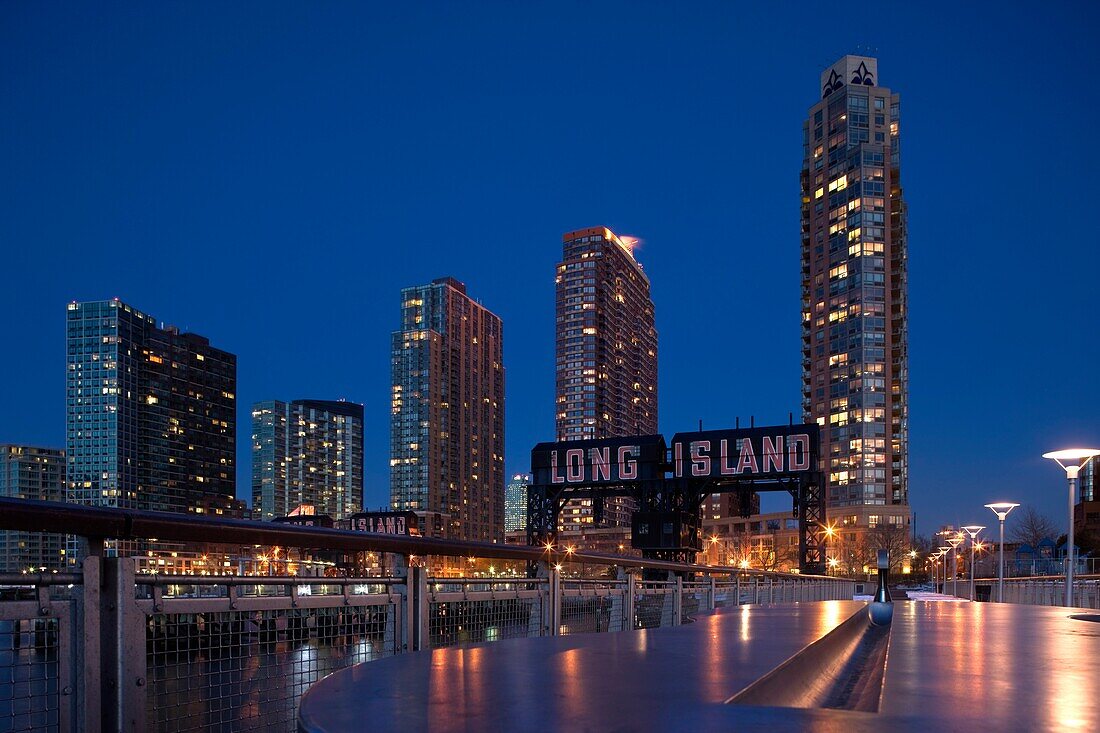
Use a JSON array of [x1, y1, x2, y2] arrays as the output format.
[[299, 600, 1100, 732]]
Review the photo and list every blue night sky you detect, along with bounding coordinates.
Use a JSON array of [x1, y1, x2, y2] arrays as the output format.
[[2, 2, 1098, 539]]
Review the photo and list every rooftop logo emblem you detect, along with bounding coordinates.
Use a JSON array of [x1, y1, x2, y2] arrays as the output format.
[[851, 61, 874, 86]]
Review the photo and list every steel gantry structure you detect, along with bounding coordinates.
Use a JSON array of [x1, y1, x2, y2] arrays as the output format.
[[528, 424, 826, 574]]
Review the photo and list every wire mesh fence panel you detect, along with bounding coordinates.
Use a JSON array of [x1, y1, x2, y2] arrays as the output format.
[[558, 594, 624, 635], [714, 582, 739, 607], [680, 590, 703, 623], [634, 587, 674, 629], [428, 596, 544, 649], [145, 602, 398, 733], [0, 615, 61, 733]]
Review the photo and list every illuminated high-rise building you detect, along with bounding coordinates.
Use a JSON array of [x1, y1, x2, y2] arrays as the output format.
[[505, 473, 530, 533], [555, 227, 658, 530], [65, 299, 236, 517], [252, 399, 364, 521], [0, 445, 67, 572], [390, 277, 505, 542], [800, 56, 909, 532]]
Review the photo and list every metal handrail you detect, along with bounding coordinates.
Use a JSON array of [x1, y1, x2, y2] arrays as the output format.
[[134, 575, 404, 587], [0, 572, 84, 586], [1002, 574, 1100, 581], [0, 497, 843, 580]]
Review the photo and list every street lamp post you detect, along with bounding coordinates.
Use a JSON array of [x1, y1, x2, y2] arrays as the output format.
[[1043, 449, 1100, 608], [985, 502, 1019, 603], [937, 545, 951, 593], [961, 525, 985, 601], [947, 534, 964, 598]]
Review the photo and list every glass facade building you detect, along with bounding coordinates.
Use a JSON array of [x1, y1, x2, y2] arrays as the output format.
[[555, 227, 658, 531], [800, 57, 909, 530], [390, 277, 505, 542], [251, 399, 364, 521], [0, 445, 67, 572], [505, 473, 530, 533], [65, 299, 237, 519]]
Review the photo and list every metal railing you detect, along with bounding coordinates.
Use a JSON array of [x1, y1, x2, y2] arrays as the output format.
[[951, 576, 1100, 608], [0, 498, 856, 732]]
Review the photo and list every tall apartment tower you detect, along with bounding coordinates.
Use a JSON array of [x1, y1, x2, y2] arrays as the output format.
[[504, 473, 530, 533], [252, 399, 364, 521], [65, 299, 237, 517], [0, 445, 67, 572], [800, 57, 909, 531], [390, 277, 505, 542], [555, 227, 658, 530]]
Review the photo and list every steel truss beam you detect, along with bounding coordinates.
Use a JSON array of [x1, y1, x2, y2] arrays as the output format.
[[526, 472, 826, 575]]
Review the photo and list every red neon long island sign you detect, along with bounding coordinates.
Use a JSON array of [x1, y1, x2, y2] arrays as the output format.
[[531, 435, 666, 487], [669, 425, 819, 479]]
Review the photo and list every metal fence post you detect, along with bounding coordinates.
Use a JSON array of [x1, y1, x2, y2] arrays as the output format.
[[101, 557, 146, 732], [408, 565, 428, 651], [536, 561, 552, 635], [393, 554, 411, 652], [625, 570, 636, 631], [80, 556, 103, 733], [672, 576, 683, 626], [707, 575, 716, 611], [549, 565, 561, 635], [735, 573, 741, 606]]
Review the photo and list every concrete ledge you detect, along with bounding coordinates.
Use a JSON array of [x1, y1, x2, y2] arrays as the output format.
[[727, 603, 884, 709]]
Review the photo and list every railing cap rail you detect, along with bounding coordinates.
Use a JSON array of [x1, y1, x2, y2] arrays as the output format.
[[0, 497, 841, 580]]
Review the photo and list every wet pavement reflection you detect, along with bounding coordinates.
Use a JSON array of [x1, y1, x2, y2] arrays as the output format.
[[299, 601, 867, 732], [300, 600, 1100, 732]]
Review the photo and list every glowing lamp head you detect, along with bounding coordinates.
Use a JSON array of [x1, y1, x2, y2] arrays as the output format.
[[1044, 449, 1100, 476], [1043, 448, 1100, 462], [985, 502, 1020, 521], [961, 525, 985, 539]]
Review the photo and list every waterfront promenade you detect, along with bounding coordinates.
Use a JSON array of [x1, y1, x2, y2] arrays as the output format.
[[300, 599, 1100, 732], [3, 498, 1099, 732]]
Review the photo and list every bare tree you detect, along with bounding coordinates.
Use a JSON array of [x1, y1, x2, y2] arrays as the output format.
[[861, 524, 911, 573], [1008, 506, 1058, 547], [911, 534, 933, 555], [725, 532, 757, 568], [761, 532, 799, 573]]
